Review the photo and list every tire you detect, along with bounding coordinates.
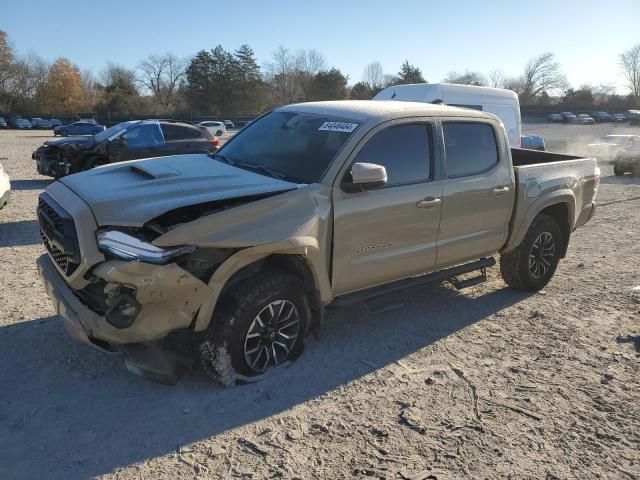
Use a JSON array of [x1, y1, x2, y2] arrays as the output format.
[[197, 270, 310, 386], [500, 214, 563, 292], [614, 163, 625, 176], [216, 130, 223, 136]]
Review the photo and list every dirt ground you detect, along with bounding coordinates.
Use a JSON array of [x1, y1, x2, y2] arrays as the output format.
[[0, 126, 639, 480]]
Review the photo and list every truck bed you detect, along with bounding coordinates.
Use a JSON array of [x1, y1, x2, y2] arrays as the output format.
[[504, 148, 598, 253], [511, 148, 585, 166]]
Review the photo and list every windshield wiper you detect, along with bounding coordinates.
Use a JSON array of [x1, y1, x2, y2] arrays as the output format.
[[211, 154, 305, 183], [236, 162, 305, 184], [209, 153, 236, 166]]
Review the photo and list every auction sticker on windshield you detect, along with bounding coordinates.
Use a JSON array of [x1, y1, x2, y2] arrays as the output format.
[[318, 122, 359, 133]]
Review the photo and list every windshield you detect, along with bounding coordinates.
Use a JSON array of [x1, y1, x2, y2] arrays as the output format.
[[217, 111, 360, 184], [94, 121, 137, 143]]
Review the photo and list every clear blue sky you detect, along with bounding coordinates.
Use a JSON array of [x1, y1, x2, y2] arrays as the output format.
[[3, 0, 639, 92]]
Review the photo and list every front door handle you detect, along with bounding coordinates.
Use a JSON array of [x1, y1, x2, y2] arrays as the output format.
[[492, 186, 510, 196], [416, 197, 442, 208]]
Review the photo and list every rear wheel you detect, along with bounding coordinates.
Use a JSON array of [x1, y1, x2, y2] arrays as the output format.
[[216, 130, 223, 136], [500, 214, 563, 292], [197, 270, 310, 386]]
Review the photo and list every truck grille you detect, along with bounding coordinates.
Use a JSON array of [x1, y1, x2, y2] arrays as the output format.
[[37, 194, 80, 275]]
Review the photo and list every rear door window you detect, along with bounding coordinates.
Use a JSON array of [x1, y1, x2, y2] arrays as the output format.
[[122, 124, 163, 147], [353, 124, 431, 186], [161, 124, 204, 141], [443, 122, 498, 177]]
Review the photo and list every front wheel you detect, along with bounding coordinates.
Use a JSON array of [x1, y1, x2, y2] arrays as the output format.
[[500, 214, 563, 292], [197, 270, 310, 386], [614, 163, 625, 176]]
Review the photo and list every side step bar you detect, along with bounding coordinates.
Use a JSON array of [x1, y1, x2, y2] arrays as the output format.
[[331, 257, 495, 308]]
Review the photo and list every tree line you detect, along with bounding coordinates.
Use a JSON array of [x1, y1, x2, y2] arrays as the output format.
[[1, 29, 638, 118]]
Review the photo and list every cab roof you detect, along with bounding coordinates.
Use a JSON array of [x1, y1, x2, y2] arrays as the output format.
[[277, 100, 494, 123]]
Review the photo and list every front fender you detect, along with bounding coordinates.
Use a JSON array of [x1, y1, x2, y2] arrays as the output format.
[[193, 237, 332, 331]]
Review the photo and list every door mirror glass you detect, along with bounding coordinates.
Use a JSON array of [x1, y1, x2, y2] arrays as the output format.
[[344, 162, 387, 192]]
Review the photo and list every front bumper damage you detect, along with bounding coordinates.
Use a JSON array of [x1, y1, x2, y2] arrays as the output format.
[[37, 254, 214, 383], [33, 148, 68, 177]]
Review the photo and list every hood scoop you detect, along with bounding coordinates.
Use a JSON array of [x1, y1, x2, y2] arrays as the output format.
[[130, 163, 181, 180]]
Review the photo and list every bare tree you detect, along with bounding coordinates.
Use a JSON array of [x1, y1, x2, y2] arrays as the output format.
[[265, 46, 327, 104], [443, 70, 486, 86], [293, 49, 326, 75], [619, 44, 640, 97], [78, 69, 100, 111], [138, 53, 185, 110], [265, 46, 298, 104], [101, 62, 138, 94], [520, 52, 568, 101], [592, 83, 617, 105], [5, 53, 48, 110], [0, 30, 15, 90], [362, 61, 385, 92], [488, 69, 505, 88]]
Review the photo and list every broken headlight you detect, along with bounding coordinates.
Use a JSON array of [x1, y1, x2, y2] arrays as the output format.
[[97, 230, 196, 265]]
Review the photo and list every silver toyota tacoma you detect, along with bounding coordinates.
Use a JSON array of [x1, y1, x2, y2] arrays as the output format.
[[37, 101, 599, 385]]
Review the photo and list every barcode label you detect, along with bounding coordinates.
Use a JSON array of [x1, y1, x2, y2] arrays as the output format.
[[318, 122, 359, 133]]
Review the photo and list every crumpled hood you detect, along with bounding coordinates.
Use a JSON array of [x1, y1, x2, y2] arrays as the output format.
[[58, 154, 298, 227], [43, 136, 95, 149]]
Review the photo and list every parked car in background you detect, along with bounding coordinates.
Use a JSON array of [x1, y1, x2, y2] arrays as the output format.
[[560, 112, 577, 123], [575, 114, 595, 125], [8, 116, 32, 129], [548, 113, 563, 123], [223, 119, 235, 129], [628, 110, 640, 126], [590, 111, 613, 122], [0, 159, 10, 209], [0, 117, 7, 128], [31, 118, 52, 129], [53, 121, 106, 136], [197, 120, 226, 136], [49, 118, 62, 128], [585, 134, 640, 163], [521, 134, 546, 151], [611, 113, 627, 122], [374, 83, 522, 146], [34, 119, 219, 178], [613, 137, 640, 175]]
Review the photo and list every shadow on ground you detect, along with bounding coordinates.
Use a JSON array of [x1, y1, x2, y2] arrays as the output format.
[[11, 179, 52, 191], [600, 174, 640, 185], [0, 283, 530, 479], [0, 219, 40, 247]]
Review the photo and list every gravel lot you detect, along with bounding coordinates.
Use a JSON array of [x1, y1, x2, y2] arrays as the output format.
[[0, 126, 639, 480]]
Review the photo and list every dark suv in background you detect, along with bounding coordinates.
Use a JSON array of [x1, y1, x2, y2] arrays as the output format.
[[33, 119, 219, 178], [590, 111, 613, 122]]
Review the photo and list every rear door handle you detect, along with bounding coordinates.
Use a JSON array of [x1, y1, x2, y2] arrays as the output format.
[[416, 197, 442, 208], [492, 186, 510, 196]]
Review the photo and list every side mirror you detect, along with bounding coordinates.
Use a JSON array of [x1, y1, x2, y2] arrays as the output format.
[[342, 162, 387, 192]]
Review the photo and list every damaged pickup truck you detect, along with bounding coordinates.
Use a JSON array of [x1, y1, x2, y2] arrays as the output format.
[[37, 101, 599, 385], [32, 119, 218, 178]]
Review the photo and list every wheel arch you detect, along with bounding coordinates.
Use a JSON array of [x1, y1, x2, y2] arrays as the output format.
[[194, 238, 331, 333], [503, 191, 575, 257]]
